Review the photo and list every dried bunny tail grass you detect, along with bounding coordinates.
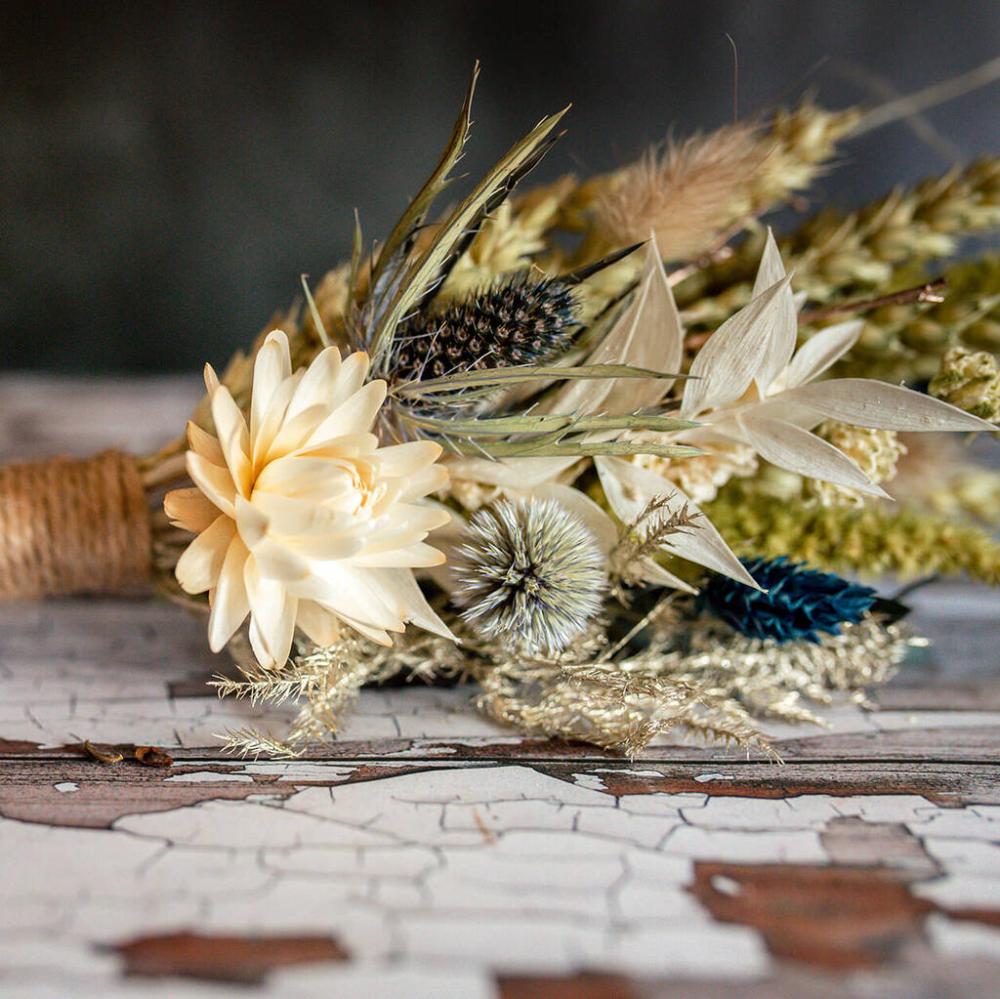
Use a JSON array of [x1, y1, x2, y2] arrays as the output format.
[[590, 102, 860, 263], [595, 122, 765, 261]]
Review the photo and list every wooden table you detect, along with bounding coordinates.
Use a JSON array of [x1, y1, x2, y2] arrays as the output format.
[[2, 376, 999, 999]]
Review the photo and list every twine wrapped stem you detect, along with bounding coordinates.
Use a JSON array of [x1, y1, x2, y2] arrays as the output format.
[[0, 450, 151, 599]]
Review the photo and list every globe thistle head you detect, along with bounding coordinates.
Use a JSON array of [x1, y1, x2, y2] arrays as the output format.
[[391, 274, 578, 407], [452, 497, 607, 655], [699, 556, 877, 644]]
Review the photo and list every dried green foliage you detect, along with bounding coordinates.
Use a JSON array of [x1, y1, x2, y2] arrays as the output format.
[[837, 255, 1000, 382], [705, 478, 1000, 585]]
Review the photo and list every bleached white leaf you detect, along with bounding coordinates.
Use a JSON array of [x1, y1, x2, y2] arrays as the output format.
[[549, 238, 685, 416], [604, 237, 686, 411], [636, 557, 698, 594], [777, 379, 996, 432], [738, 414, 889, 498], [595, 456, 760, 589], [752, 230, 798, 395], [784, 320, 864, 389], [681, 274, 793, 418], [444, 454, 581, 488]]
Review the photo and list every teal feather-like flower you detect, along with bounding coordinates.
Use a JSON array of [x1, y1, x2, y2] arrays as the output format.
[[700, 556, 877, 644]]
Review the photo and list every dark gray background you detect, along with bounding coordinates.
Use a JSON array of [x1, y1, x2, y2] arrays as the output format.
[[2, 0, 998, 373]]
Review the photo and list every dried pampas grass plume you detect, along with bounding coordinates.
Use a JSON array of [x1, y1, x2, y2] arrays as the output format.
[[595, 123, 765, 261]]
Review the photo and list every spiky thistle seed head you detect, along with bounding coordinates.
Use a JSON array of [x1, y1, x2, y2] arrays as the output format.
[[699, 556, 877, 644], [391, 274, 578, 402], [452, 498, 607, 655]]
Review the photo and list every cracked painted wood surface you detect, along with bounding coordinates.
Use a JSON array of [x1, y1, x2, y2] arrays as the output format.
[[2, 376, 999, 998]]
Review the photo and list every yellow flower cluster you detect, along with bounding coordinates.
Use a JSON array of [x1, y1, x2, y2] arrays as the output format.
[[807, 421, 906, 508], [929, 347, 1000, 422]]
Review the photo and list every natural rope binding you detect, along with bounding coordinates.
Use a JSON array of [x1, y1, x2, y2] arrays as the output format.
[[0, 450, 151, 600]]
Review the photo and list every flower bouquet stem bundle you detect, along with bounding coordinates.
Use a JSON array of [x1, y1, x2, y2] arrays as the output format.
[[2, 63, 997, 758]]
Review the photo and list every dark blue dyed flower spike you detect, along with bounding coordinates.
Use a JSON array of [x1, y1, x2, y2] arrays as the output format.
[[699, 556, 878, 644]]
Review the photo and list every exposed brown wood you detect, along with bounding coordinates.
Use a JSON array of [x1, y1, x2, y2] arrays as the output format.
[[691, 862, 935, 970], [112, 932, 348, 984]]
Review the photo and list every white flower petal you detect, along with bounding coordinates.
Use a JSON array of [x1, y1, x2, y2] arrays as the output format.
[[444, 454, 580, 489], [327, 350, 370, 408], [186, 452, 237, 518], [681, 273, 793, 418], [363, 567, 456, 641], [164, 487, 219, 533], [187, 421, 225, 466], [398, 463, 450, 501], [211, 385, 252, 497], [264, 404, 331, 464], [254, 456, 355, 499], [738, 414, 889, 498], [249, 492, 353, 540], [374, 441, 444, 478], [295, 600, 341, 647], [175, 515, 235, 594], [595, 456, 760, 589], [784, 320, 864, 389], [306, 380, 387, 442], [207, 535, 251, 652], [285, 345, 342, 422], [289, 566, 407, 631], [349, 542, 446, 568], [605, 238, 686, 411], [250, 539, 312, 583], [203, 363, 220, 394], [777, 379, 996, 432], [245, 557, 297, 667], [251, 330, 292, 442], [252, 372, 300, 470], [636, 557, 698, 594], [752, 229, 798, 395]]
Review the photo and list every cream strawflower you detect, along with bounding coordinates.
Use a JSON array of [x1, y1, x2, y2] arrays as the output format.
[[164, 329, 454, 666]]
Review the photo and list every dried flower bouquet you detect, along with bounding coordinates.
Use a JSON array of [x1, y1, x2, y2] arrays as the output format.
[[2, 65, 998, 757]]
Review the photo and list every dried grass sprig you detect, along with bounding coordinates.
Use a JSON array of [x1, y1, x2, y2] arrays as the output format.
[[679, 158, 1000, 329], [610, 493, 700, 589]]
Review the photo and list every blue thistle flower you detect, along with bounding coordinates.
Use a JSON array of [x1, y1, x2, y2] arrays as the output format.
[[699, 557, 877, 644]]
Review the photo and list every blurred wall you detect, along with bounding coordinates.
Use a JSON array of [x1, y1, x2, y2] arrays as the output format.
[[2, 0, 998, 373]]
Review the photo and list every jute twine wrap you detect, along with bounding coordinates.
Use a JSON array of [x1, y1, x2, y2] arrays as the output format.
[[0, 450, 151, 599]]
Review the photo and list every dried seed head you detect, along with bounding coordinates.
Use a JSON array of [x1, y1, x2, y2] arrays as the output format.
[[453, 498, 607, 655], [391, 274, 578, 402], [700, 556, 877, 644]]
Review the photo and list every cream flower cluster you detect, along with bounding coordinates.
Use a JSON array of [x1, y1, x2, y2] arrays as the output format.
[[165, 330, 453, 667]]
